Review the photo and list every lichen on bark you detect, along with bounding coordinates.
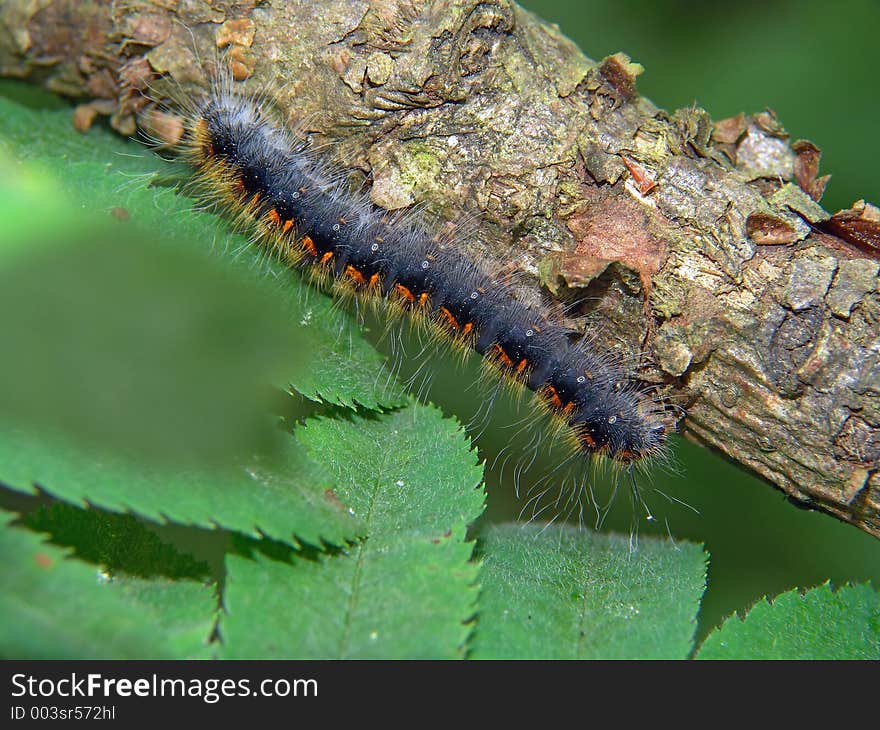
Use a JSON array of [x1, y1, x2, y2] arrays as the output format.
[[1, 0, 878, 537]]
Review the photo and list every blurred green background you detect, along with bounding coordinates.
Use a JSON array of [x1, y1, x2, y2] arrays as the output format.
[[509, 0, 880, 638]]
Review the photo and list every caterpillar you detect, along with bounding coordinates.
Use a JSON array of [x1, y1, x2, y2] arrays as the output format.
[[150, 69, 672, 524]]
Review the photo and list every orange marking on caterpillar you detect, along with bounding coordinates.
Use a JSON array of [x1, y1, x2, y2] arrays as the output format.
[[515, 358, 529, 374], [301, 235, 317, 256], [345, 265, 366, 286], [438, 307, 460, 330], [320, 251, 334, 266], [492, 344, 514, 368], [368, 273, 381, 288], [542, 385, 564, 410], [267, 208, 281, 226], [418, 292, 430, 308], [282, 219, 294, 234], [461, 322, 473, 336], [395, 284, 415, 303]]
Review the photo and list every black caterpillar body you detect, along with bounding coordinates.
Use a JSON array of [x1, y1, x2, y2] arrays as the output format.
[[181, 85, 668, 469]]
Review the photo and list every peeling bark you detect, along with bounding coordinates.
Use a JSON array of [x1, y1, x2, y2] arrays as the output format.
[[2, 0, 878, 537]]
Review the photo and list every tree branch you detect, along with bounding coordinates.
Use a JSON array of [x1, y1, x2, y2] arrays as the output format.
[[2, 0, 878, 537]]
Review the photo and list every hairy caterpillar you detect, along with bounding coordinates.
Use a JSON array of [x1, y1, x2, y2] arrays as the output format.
[[150, 69, 673, 526]]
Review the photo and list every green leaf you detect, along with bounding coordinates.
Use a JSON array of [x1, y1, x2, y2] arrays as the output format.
[[220, 403, 486, 658], [0, 85, 405, 412], [19, 500, 211, 580], [0, 511, 215, 658], [106, 577, 217, 659], [470, 524, 707, 659], [0, 424, 359, 549], [697, 582, 880, 659], [0, 231, 311, 465]]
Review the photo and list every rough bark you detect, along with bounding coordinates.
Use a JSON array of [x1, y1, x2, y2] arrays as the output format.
[[2, 0, 878, 537]]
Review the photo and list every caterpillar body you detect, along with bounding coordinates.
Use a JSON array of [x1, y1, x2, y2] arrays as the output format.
[[161, 74, 671, 519]]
